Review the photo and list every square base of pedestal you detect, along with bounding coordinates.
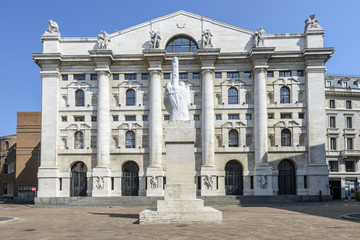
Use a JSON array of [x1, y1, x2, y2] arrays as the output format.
[[139, 207, 222, 224]]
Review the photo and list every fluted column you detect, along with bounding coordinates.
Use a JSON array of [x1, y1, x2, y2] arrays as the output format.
[[201, 69, 215, 166], [96, 68, 111, 167], [149, 69, 163, 167], [254, 68, 268, 165]]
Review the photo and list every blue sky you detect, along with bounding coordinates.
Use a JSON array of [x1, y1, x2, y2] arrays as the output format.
[[0, 0, 359, 136]]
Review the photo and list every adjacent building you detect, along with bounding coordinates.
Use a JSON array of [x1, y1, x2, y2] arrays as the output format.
[[33, 11, 333, 199]]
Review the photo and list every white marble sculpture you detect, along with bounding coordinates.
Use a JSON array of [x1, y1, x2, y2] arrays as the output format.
[[202, 29, 213, 47], [44, 19, 60, 35], [305, 14, 322, 31], [164, 57, 191, 120], [96, 176, 104, 190], [254, 27, 266, 47], [150, 176, 158, 189], [97, 30, 110, 50], [149, 30, 161, 48]]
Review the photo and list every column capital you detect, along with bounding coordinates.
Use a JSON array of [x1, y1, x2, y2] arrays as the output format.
[[201, 67, 215, 75], [89, 50, 113, 68], [40, 70, 61, 78], [95, 67, 111, 75], [250, 47, 275, 69], [143, 49, 166, 69]]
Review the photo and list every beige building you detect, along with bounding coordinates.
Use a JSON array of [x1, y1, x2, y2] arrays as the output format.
[[33, 11, 332, 200]]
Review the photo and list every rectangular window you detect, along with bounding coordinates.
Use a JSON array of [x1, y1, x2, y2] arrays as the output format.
[[163, 73, 170, 79], [113, 74, 119, 80], [329, 161, 339, 172], [91, 116, 97, 122], [194, 115, 200, 121], [250, 176, 254, 189], [279, 71, 291, 77], [111, 177, 114, 190], [267, 71, 274, 78], [304, 176, 307, 189], [141, 73, 148, 80], [113, 116, 119, 121], [179, 73, 188, 79], [216, 114, 221, 120], [59, 178, 62, 191], [62, 75, 68, 81], [227, 72, 240, 78], [193, 73, 200, 79], [345, 161, 355, 172], [125, 116, 136, 121], [74, 116, 84, 122], [61, 116, 67, 122], [215, 72, 222, 79], [342, 81, 348, 88], [91, 136, 96, 149], [125, 74, 137, 80], [280, 113, 292, 119], [329, 116, 336, 128], [268, 113, 274, 119], [228, 114, 239, 120], [142, 115, 148, 121], [326, 81, 331, 87], [298, 113, 305, 119], [347, 138, 353, 150], [296, 70, 304, 77], [246, 114, 252, 120], [329, 100, 335, 108], [330, 138, 336, 150], [346, 100, 352, 109], [91, 74, 97, 80], [244, 71, 252, 78], [246, 135, 252, 146], [74, 74, 86, 81], [164, 115, 170, 121], [346, 117, 352, 128]]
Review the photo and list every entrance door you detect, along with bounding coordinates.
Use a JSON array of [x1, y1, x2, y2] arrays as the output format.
[[70, 162, 87, 197], [278, 159, 296, 195], [329, 180, 341, 200], [225, 160, 243, 195], [122, 161, 139, 196]]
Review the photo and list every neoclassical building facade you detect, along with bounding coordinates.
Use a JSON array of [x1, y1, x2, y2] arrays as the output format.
[[33, 11, 333, 198]]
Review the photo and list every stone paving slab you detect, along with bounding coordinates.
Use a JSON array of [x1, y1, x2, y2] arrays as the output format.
[[0, 201, 359, 239]]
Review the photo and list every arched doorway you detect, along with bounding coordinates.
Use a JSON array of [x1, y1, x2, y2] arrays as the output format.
[[225, 160, 243, 195], [278, 159, 296, 195], [70, 162, 87, 197], [122, 161, 139, 196]]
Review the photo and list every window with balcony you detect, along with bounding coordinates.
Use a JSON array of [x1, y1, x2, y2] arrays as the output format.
[[228, 87, 238, 104], [75, 90, 85, 106], [229, 130, 239, 147], [126, 89, 136, 106], [280, 86, 290, 103], [281, 129, 291, 146]]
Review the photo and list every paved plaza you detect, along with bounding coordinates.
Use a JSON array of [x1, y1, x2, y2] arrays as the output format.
[[0, 201, 359, 239]]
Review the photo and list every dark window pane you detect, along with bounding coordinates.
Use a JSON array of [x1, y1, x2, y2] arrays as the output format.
[[280, 87, 290, 103], [228, 88, 238, 104], [113, 74, 119, 80], [215, 72, 222, 79], [141, 74, 148, 80], [75, 90, 85, 106], [164, 73, 170, 79], [126, 89, 136, 106], [74, 74, 86, 80]]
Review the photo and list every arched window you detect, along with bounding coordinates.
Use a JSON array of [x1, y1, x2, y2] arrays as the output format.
[[166, 36, 198, 53], [228, 87, 238, 104], [281, 129, 291, 146], [278, 159, 296, 195], [126, 131, 135, 148], [280, 86, 290, 104], [5, 141, 9, 150], [126, 89, 136, 106], [225, 160, 243, 195], [229, 130, 239, 147], [70, 161, 87, 196], [75, 90, 85, 106], [122, 161, 139, 196], [74, 131, 84, 149]]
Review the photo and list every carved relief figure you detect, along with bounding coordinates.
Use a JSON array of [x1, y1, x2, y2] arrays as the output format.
[[149, 30, 161, 48], [203, 175, 214, 190], [259, 175, 268, 189], [46, 19, 59, 33], [202, 29, 213, 47], [97, 30, 110, 50], [254, 27, 266, 47], [305, 14, 322, 30], [96, 176, 104, 190], [150, 176, 158, 189], [164, 57, 191, 120]]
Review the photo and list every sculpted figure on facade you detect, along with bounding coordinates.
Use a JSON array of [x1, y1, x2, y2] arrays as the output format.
[[45, 19, 60, 34], [97, 30, 110, 50], [202, 29, 213, 48], [203, 175, 214, 190], [259, 175, 268, 189], [164, 57, 191, 120], [305, 14, 322, 31], [150, 176, 158, 189], [254, 27, 266, 47], [96, 176, 104, 190], [149, 30, 161, 48]]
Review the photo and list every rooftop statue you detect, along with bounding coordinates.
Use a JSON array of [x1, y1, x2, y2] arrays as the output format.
[[164, 57, 191, 120], [150, 30, 161, 48], [97, 30, 110, 50], [202, 29, 213, 47], [254, 27, 266, 47], [305, 14, 322, 31], [44, 19, 60, 35]]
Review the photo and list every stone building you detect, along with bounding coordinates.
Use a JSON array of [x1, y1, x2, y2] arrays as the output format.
[[33, 11, 333, 199], [325, 75, 360, 199], [0, 112, 41, 202]]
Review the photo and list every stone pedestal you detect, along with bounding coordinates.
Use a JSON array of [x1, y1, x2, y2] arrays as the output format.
[[254, 164, 273, 196], [200, 166, 218, 196], [146, 167, 164, 196], [91, 167, 111, 197], [139, 121, 222, 224]]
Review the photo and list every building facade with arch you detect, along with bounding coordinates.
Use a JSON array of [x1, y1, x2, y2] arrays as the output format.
[[33, 11, 332, 198]]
